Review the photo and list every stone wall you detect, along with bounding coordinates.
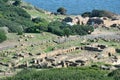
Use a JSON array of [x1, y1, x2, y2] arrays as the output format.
[[36, 46, 81, 59]]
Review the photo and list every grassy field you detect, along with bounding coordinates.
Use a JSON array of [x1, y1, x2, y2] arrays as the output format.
[[2, 67, 113, 80], [22, 2, 66, 22]]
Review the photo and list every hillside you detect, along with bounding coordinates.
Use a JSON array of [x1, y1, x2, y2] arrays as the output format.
[[0, 0, 34, 33], [21, 1, 66, 21], [0, 0, 120, 80]]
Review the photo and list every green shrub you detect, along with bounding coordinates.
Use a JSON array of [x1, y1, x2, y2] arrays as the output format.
[[32, 17, 42, 23], [63, 17, 73, 22], [81, 9, 116, 18], [0, 1, 34, 33], [48, 21, 94, 36], [70, 25, 94, 35], [108, 69, 120, 80], [13, 0, 21, 6], [48, 21, 65, 36], [81, 12, 91, 17], [0, 29, 7, 43], [57, 7, 67, 15], [0, 18, 24, 33], [33, 17, 49, 31], [25, 18, 49, 33], [63, 28, 71, 37], [26, 26, 41, 33], [3, 67, 113, 80]]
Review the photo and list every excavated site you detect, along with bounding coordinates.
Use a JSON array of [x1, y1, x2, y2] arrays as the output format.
[[0, 28, 120, 76], [0, 15, 120, 76]]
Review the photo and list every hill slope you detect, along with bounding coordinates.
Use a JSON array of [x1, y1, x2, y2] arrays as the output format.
[[0, 0, 34, 33]]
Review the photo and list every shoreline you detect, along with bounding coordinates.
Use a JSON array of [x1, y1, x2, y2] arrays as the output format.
[[23, 0, 120, 15], [22, 0, 120, 20]]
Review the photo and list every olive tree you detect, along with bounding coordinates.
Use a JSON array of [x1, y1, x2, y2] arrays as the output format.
[[57, 7, 67, 15]]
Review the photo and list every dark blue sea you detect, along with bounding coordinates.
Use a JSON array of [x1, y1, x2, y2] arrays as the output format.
[[24, 0, 120, 15]]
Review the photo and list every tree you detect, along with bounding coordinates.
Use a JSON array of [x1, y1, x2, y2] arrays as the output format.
[[81, 9, 116, 19], [57, 7, 67, 15], [32, 17, 49, 31], [63, 28, 71, 37], [63, 17, 73, 22], [17, 26, 24, 35], [71, 25, 94, 35], [0, 29, 7, 43], [48, 21, 64, 36], [26, 26, 41, 33], [13, 0, 21, 6], [32, 17, 42, 23], [81, 12, 91, 17]]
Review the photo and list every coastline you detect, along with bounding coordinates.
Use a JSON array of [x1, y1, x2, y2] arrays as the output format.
[[23, 0, 120, 15]]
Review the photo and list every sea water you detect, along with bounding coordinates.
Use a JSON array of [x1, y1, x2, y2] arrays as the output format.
[[24, 0, 120, 15]]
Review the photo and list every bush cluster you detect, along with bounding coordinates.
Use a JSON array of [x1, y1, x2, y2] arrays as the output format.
[[26, 17, 49, 33], [3, 67, 113, 80], [82, 9, 115, 18], [0, 0, 94, 37], [108, 69, 120, 80], [57, 7, 67, 15], [0, 29, 7, 43], [48, 21, 94, 36], [28, 19, 94, 36], [0, 0, 34, 34]]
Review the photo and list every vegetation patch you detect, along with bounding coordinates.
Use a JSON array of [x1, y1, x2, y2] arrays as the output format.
[[0, 29, 7, 43], [3, 67, 113, 80], [82, 9, 116, 19]]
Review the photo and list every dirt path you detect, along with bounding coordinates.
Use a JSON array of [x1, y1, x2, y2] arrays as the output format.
[[0, 41, 19, 50], [0, 72, 15, 78]]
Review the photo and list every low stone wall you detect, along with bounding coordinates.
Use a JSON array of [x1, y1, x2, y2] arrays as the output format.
[[84, 46, 102, 52], [36, 46, 81, 59], [83, 44, 107, 52]]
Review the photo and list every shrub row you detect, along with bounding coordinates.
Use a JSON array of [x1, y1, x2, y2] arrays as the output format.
[[3, 67, 114, 80]]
